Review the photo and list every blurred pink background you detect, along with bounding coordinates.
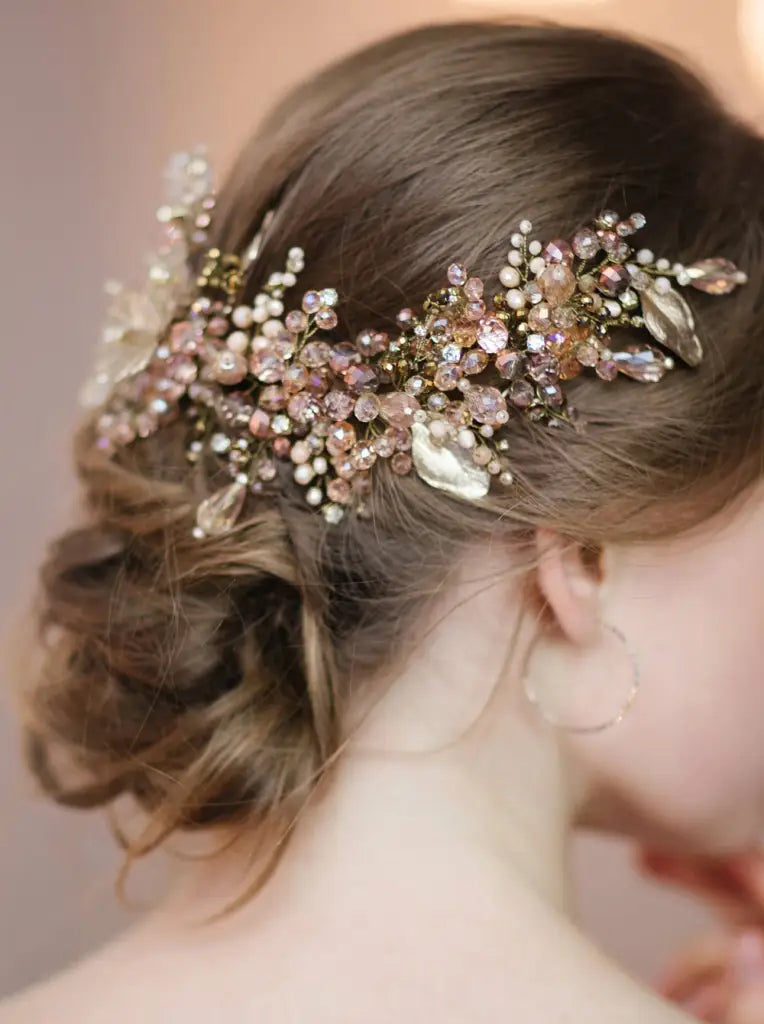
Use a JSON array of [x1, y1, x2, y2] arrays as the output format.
[[1, 0, 763, 999]]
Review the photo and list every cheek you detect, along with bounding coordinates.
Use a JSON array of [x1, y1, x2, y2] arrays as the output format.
[[579, 535, 764, 850]]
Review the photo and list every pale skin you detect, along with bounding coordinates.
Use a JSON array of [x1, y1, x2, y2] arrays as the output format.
[[4, 481, 764, 1023]]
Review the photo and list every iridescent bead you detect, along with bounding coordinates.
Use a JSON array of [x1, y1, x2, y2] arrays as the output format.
[[541, 239, 573, 265], [404, 375, 426, 396], [212, 350, 247, 385], [465, 385, 508, 426], [596, 358, 619, 381], [434, 363, 462, 391], [575, 341, 600, 367], [324, 390, 355, 419], [396, 308, 414, 327], [301, 340, 333, 367], [391, 452, 413, 475], [465, 300, 486, 321], [259, 385, 286, 411], [427, 392, 447, 412], [326, 421, 357, 455], [327, 478, 351, 503], [288, 393, 322, 424], [464, 277, 484, 301], [461, 349, 488, 375], [356, 329, 388, 357], [572, 228, 600, 260], [527, 303, 552, 332], [304, 367, 331, 395], [333, 456, 355, 480], [527, 353, 560, 385], [379, 392, 420, 427], [509, 380, 535, 408], [272, 414, 292, 435], [496, 349, 522, 379], [387, 426, 412, 452], [315, 308, 338, 330], [598, 265, 631, 296], [476, 314, 509, 354], [302, 291, 322, 314], [282, 364, 309, 394], [351, 441, 377, 471], [538, 264, 576, 307], [321, 288, 339, 307], [447, 263, 467, 286], [354, 393, 381, 422], [248, 409, 271, 438], [344, 363, 378, 392], [285, 310, 308, 333], [373, 434, 395, 458], [249, 345, 285, 383]]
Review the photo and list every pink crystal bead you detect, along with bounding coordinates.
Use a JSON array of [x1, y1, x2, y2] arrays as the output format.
[[538, 265, 576, 307], [496, 349, 522, 379], [206, 316, 229, 337], [326, 421, 357, 455], [509, 380, 535, 408], [356, 329, 388, 357], [344, 363, 378, 392], [475, 314, 509, 354], [285, 310, 308, 333], [257, 459, 277, 481], [351, 441, 377, 471], [540, 383, 563, 405], [302, 291, 322, 314], [391, 452, 412, 475], [273, 437, 291, 458], [169, 320, 193, 351], [249, 409, 271, 438], [464, 277, 484, 301], [250, 341, 285, 383], [527, 303, 552, 332], [598, 265, 630, 296], [354, 393, 381, 422], [329, 343, 360, 373], [259, 385, 286, 411], [379, 392, 420, 427], [315, 308, 338, 330], [527, 353, 560, 385], [373, 434, 395, 458], [465, 385, 508, 425], [301, 340, 333, 367], [290, 440, 311, 464], [575, 341, 599, 367], [333, 456, 355, 480], [434, 363, 462, 391], [288, 393, 322, 424], [461, 349, 488, 375], [447, 263, 467, 286], [212, 351, 247, 385], [304, 367, 331, 395], [541, 239, 573, 265], [327, 478, 351, 503], [386, 426, 412, 451], [612, 346, 669, 383], [595, 358, 619, 381], [282, 364, 309, 394], [324, 390, 355, 419]]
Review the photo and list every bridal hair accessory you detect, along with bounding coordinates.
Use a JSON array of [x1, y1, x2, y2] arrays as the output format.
[[82, 150, 747, 537], [522, 622, 640, 733]]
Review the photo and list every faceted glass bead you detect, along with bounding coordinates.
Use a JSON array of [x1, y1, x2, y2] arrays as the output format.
[[559, 356, 582, 380], [304, 367, 331, 395], [379, 392, 420, 427], [461, 349, 488, 375], [475, 314, 509, 354], [552, 306, 577, 328], [447, 263, 467, 286], [391, 452, 413, 475], [527, 353, 561, 385], [249, 345, 285, 383], [527, 303, 552, 332], [596, 358, 618, 381], [324, 390, 355, 419], [212, 351, 247, 385], [288, 393, 322, 423], [541, 383, 563, 405], [259, 385, 286, 411], [575, 341, 599, 367], [434, 363, 462, 391], [326, 421, 357, 455], [315, 308, 338, 330], [285, 310, 308, 333], [344, 363, 378, 392], [598, 265, 630, 296], [387, 426, 413, 452], [301, 340, 333, 367], [538, 265, 576, 307], [282, 364, 309, 394], [356, 329, 388, 357], [329, 342, 360, 373], [327, 478, 351, 503], [354, 393, 381, 422], [509, 380, 535, 408], [351, 441, 377, 471], [545, 330, 568, 355], [541, 239, 573, 265], [496, 349, 522, 379], [373, 434, 396, 458], [572, 228, 600, 260], [302, 291, 322, 314], [465, 386, 508, 426], [445, 401, 468, 426]]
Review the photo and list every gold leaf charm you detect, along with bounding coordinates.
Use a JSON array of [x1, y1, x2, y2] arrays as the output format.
[[640, 284, 703, 367]]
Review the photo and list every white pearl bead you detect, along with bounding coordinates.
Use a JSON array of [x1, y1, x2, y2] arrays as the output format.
[[267, 298, 284, 317], [232, 305, 254, 329], [529, 256, 546, 276], [457, 428, 475, 449], [305, 486, 323, 506], [294, 464, 315, 485], [519, 219, 533, 235], [226, 330, 249, 353], [654, 276, 672, 294], [528, 240, 542, 256], [429, 419, 448, 441], [499, 266, 521, 288], [636, 249, 654, 265], [312, 456, 328, 475], [506, 289, 526, 310], [508, 250, 523, 267]]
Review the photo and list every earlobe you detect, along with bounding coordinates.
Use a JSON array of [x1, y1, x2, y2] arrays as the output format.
[[534, 528, 602, 647]]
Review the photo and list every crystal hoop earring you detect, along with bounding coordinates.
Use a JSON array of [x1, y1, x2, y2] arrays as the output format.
[[522, 622, 640, 734]]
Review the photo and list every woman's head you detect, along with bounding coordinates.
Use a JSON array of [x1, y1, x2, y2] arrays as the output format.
[[25, 23, 764, 874]]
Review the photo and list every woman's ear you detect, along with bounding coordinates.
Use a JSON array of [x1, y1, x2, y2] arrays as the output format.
[[534, 528, 602, 646]]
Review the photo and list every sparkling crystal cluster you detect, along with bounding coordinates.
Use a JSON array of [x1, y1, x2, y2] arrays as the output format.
[[83, 153, 747, 537]]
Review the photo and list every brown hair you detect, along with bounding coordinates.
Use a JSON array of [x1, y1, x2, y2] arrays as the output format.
[[22, 22, 764, 886]]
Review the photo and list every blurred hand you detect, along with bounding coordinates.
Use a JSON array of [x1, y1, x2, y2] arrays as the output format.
[[637, 848, 764, 1023]]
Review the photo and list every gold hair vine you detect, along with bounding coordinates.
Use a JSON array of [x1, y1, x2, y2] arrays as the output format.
[[82, 150, 747, 535]]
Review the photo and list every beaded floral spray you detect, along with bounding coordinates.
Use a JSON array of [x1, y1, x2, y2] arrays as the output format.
[[83, 150, 747, 535]]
